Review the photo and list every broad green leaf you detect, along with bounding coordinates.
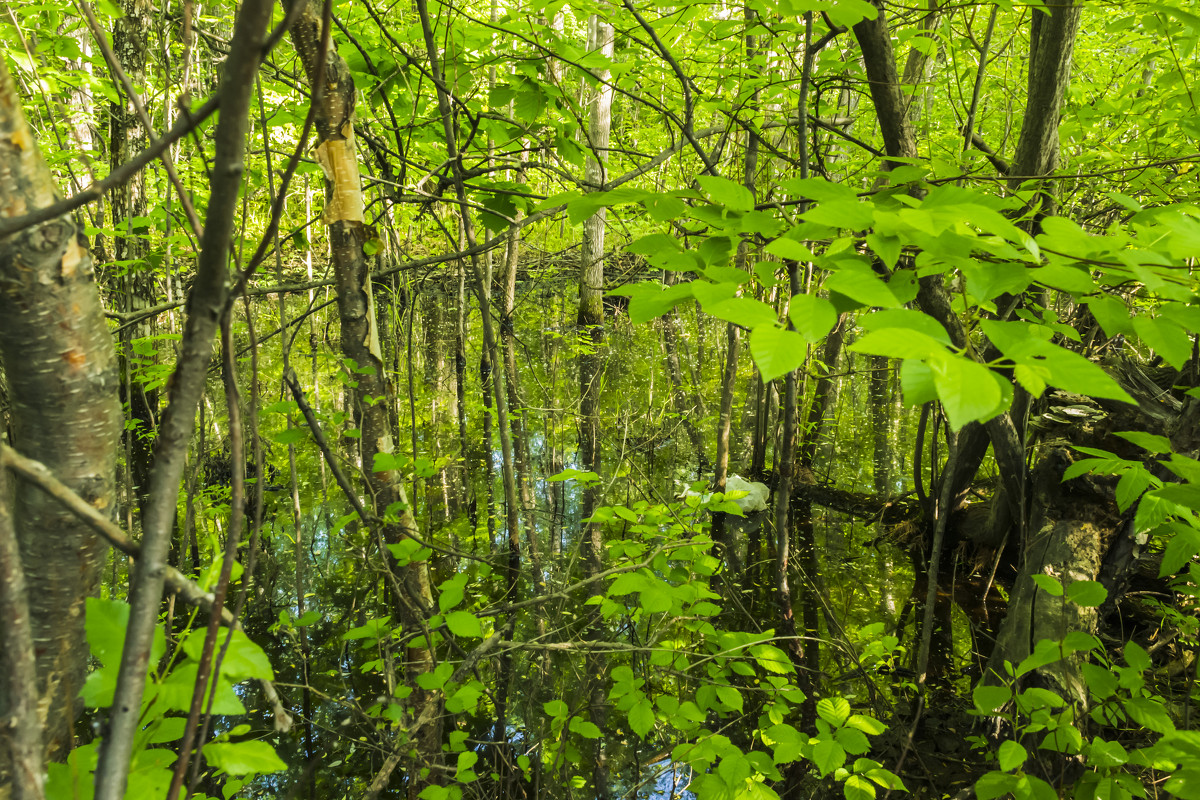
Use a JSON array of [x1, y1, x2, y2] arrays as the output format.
[[975, 771, 1019, 800], [928, 350, 1007, 429], [181, 629, 274, 681], [766, 237, 816, 262], [844, 715, 886, 735], [851, 329, 945, 360], [866, 233, 901, 270], [982, 321, 1134, 403], [629, 698, 655, 738], [1086, 738, 1129, 768], [705, 296, 779, 328], [803, 200, 875, 231], [811, 738, 846, 776], [824, 261, 901, 308], [202, 741, 287, 776], [900, 360, 937, 406], [627, 233, 682, 257], [1161, 525, 1200, 576], [842, 774, 876, 800], [570, 718, 602, 738], [87, 597, 131, 668], [439, 573, 468, 611], [1066, 580, 1108, 608], [716, 684, 743, 712], [859, 309, 952, 345], [1133, 315, 1192, 370], [1125, 640, 1152, 671], [1125, 697, 1175, 734], [1088, 295, 1134, 337], [1114, 430, 1173, 454], [998, 740, 1028, 772], [750, 326, 807, 383], [836, 726, 871, 754], [817, 696, 851, 726], [697, 175, 755, 212], [1032, 574, 1063, 596], [160, 664, 245, 715], [779, 177, 860, 203], [1081, 663, 1118, 699], [445, 610, 483, 638], [609, 282, 693, 325], [788, 294, 838, 344], [973, 684, 1012, 713]]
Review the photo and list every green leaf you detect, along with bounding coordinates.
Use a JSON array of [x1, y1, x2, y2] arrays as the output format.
[[570, 718, 602, 738], [901, 360, 937, 406], [87, 597, 131, 668], [1088, 295, 1134, 337], [972, 684, 1012, 713], [1032, 574, 1064, 596], [817, 697, 851, 727], [866, 233, 901, 271], [975, 771, 1019, 800], [824, 261, 901, 308], [851, 329, 945, 360], [181, 629, 274, 681], [439, 573, 469, 612], [160, 664, 245, 715], [716, 684, 743, 712], [1164, 768, 1200, 799], [1081, 663, 1118, 699], [615, 282, 694, 325], [1126, 697, 1175, 734], [1125, 640, 1152, 671], [765, 237, 816, 262], [859, 309, 952, 346], [629, 698, 655, 738], [1086, 738, 1128, 768], [1134, 315, 1192, 370], [998, 740, 1028, 772], [842, 774, 876, 800], [928, 350, 1008, 430], [750, 326, 807, 383], [705, 296, 778, 328], [787, 294, 838, 345], [1161, 525, 1200, 576], [779, 177, 860, 203], [202, 741, 287, 776], [1066, 580, 1108, 608], [697, 175, 755, 212], [445, 610, 483, 638], [844, 715, 886, 735], [982, 321, 1134, 403], [544, 699, 568, 718], [811, 738, 847, 776]]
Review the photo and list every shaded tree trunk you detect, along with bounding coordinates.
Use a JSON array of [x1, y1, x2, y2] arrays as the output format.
[[0, 57, 122, 773]]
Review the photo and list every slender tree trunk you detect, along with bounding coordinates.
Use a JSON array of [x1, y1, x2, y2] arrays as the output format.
[[578, 11, 614, 799], [111, 0, 156, 526], [284, 2, 441, 793], [1008, 0, 1083, 218]]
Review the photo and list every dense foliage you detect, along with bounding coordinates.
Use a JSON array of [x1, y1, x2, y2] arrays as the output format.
[[2, 0, 1200, 798]]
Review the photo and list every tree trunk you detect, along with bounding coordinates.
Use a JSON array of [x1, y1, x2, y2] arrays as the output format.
[[579, 11, 614, 799], [284, 2, 441, 793], [0, 57, 122, 767]]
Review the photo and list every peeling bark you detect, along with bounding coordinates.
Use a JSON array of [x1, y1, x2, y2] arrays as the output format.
[[284, 0, 441, 793]]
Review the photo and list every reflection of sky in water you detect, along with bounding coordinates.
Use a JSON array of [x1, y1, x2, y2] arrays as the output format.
[[642, 760, 696, 800]]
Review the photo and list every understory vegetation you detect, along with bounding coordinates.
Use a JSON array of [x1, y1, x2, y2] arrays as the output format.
[[2, 0, 1200, 798]]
